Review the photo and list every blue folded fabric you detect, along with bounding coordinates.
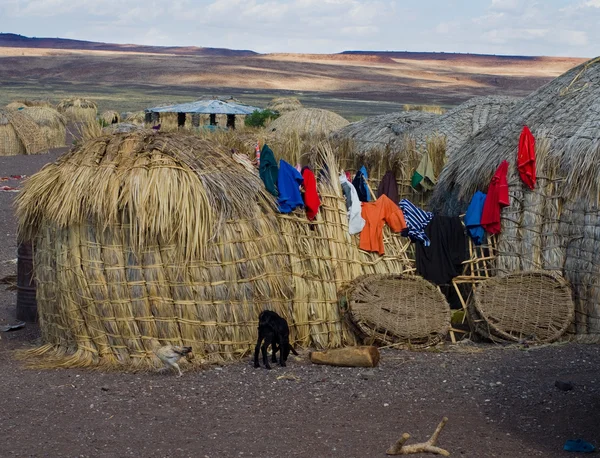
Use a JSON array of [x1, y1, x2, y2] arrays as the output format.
[[277, 159, 305, 213], [564, 439, 595, 453], [465, 191, 487, 245]]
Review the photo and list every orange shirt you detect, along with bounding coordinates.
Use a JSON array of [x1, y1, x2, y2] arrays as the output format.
[[359, 194, 407, 255]]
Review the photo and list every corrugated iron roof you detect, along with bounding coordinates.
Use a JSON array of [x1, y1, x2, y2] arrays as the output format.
[[146, 99, 260, 115]]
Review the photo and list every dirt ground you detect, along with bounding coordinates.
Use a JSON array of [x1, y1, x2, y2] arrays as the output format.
[[1, 147, 599, 458]]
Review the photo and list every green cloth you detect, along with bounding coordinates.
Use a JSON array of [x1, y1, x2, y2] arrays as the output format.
[[411, 152, 436, 191], [259, 144, 279, 197]]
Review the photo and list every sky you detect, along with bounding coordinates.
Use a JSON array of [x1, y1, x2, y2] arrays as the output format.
[[0, 0, 598, 57]]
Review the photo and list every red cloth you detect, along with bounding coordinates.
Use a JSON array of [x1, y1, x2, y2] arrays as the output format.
[[481, 160, 510, 234], [302, 167, 321, 220], [345, 171, 352, 181], [517, 126, 536, 189]]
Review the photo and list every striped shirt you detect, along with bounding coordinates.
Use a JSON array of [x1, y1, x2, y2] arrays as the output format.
[[399, 199, 434, 246]]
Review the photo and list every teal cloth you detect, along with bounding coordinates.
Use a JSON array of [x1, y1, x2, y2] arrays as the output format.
[[259, 144, 278, 197]]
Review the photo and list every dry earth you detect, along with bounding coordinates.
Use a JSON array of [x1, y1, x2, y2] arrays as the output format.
[[0, 145, 599, 458]]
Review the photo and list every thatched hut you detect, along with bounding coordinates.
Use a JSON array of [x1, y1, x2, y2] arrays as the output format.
[[430, 56, 600, 336], [330, 110, 439, 155], [17, 131, 413, 369], [268, 108, 349, 138], [123, 111, 146, 125], [266, 97, 303, 114], [6, 100, 53, 110], [57, 98, 98, 123], [100, 110, 120, 125], [19, 106, 67, 148], [0, 109, 47, 156]]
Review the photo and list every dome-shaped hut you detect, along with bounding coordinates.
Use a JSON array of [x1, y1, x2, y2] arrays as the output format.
[[100, 110, 120, 125], [57, 98, 97, 123], [19, 106, 67, 148], [17, 131, 414, 369], [6, 99, 53, 110], [430, 57, 600, 337], [123, 111, 146, 125], [268, 108, 349, 137], [266, 97, 303, 114], [0, 109, 47, 156]]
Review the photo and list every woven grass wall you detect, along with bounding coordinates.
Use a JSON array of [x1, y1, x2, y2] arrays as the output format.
[[0, 109, 47, 156], [20, 107, 67, 148], [17, 132, 413, 370]]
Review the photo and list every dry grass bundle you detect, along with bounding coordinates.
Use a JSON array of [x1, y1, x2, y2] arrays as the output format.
[[17, 131, 414, 370], [100, 110, 120, 125], [56, 98, 97, 123], [268, 108, 349, 138], [6, 99, 53, 110], [19, 106, 67, 148], [431, 57, 600, 335], [266, 97, 303, 114], [0, 109, 47, 156]]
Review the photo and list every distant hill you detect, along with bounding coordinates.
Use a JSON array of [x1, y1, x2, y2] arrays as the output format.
[[0, 33, 258, 57]]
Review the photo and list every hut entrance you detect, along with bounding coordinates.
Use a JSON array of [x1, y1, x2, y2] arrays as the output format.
[[177, 112, 186, 128], [144, 112, 152, 124], [227, 114, 236, 129], [210, 114, 217, 126], [191, 114, 200, 128]]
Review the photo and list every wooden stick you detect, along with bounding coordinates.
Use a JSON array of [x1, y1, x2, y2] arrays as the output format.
[[386, 417, 450, 456]]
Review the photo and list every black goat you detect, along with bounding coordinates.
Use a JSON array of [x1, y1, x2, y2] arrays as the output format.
[[254, 310, 298, 369]]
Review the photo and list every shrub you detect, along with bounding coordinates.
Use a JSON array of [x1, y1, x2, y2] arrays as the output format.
[[244, 109, 279, 128]]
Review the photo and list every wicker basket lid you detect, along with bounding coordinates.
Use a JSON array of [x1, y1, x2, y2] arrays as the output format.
[[472, 270, 574, 343], [344, 274, 451, 348]]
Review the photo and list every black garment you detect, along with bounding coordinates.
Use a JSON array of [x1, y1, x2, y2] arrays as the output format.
[[415, 216, 468, 285], [352, 170, 368, 202], [341, 182, 352, 211], [377, 170, 399, 203]]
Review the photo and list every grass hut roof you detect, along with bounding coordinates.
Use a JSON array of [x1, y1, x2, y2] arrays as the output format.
[[100, 110, 120, 125], [267, 108, 349, 137], [19, 106, 67, 149], [102, 122, 146, 134], [0, 109, 47, 155], [430, 56, 600, 335], [123, 111, 146, 124], [266, 97, 303, 114], [16, 131, 414, 369], [330, 110, 439, 154], [6, 99, 53, 110], [57, 97, 98, 123]]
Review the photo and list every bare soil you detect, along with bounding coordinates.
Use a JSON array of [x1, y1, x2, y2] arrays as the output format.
[[1, 149, 599, 458]]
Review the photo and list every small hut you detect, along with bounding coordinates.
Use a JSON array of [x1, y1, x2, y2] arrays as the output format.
[[100, 110, 120, 125], [57, 98, 98, 123], [266, 97, 303, 114], [430, 56, 600, 337], [16, 131, 414, 369], [6, 100, 53, 110], [20, 106, 67, 148], [268, 108, 349, 137], [0, 109, 47, 156], [146, 99, 260, 131], [123, 111, 146, 125]]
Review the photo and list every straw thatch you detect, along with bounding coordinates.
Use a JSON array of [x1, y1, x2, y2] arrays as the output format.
[[6, 100, 53, 110], [57, 98, 98, 123], [330, 111, 439, 155], [100, 110, 120, 125], [268, 108, 349, 138], [266, 97, 303, 114], [16, 131, 415, 370], [430, 56, 600, 335], [0, 109, 47, 156], [19, 107, 67, 148], [123, 111, 146, 125]]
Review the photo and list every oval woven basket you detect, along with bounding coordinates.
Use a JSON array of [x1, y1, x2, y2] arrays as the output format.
[[343, 274, 451, 348], [470, 270, 574, 344]]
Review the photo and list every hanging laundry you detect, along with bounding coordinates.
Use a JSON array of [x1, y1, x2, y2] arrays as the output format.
[[259, 144, 279, 197], [481, 160, 510, 234], [345, 171, 352, 182], [518, 126, 536, 190], [465, 191, 487, 245], [415, 216, 468, 285], [398, 199, 434, 246], [359, 195, 407, 255], [352, 166, 371, 202], [340, 173, 366, 235], [301, 166, 321, 220], [411, 152, 436, 191], [277, 160, 305, 213], [377, 170, 399, 203]]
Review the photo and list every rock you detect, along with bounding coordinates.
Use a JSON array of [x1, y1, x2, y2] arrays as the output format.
[[555, 381, 574, 391]]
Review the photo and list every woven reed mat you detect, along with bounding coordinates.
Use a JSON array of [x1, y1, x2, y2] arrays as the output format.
[[470, 271, 575, 344], [343, 274, 451, 348]]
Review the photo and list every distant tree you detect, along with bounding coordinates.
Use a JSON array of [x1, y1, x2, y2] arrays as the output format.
[[244, 109, 279, 128]]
